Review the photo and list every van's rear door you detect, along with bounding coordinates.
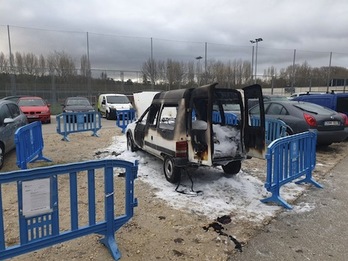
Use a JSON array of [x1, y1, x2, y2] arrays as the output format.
[[242, 84, 266, 159], [188, 84, 215, 166]]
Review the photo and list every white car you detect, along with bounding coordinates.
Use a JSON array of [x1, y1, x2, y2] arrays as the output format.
[[97, 94, 132, 120], [126, 83, 266, 183]]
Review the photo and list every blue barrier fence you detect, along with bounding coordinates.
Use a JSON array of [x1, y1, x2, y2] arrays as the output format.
[[15, 121, 52, 169], [0, 159, 138, 260], [212, 111, 239, 126], [211, 112, 286, 145], [116, 109, 136, 133], [251, 117, 287, 145], [56, 111, 102, 141], [261, 131, 323, 209]]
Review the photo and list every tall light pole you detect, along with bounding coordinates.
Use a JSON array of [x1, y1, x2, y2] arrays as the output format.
[[250, 38, 263, 83], [249, 41, 255, 83], [196, 56, 203, 85]]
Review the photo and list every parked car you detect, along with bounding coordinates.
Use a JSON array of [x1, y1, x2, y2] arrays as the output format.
[[17, 96, 51, 124], [126, 83, 266, 183], [1, 95, 25, 103], [291, 92, 348, 117], [289, 92, 324, 98], [62, 97, 96, 123], [97, 93, 132, 120], [0, 100, 28, 169], [62, 97, 95, 112], [249, 100, 348, 146], [248, 94, 289, 108]]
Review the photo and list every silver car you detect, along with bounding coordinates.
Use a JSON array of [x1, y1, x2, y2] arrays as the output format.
[[0, 99, 28, 169]]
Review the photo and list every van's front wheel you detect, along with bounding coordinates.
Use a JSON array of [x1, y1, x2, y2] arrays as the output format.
[[126, 133, 138, 152], [106, 111, 111, 120], [163, 156, 181, 183], [222, 161, 241, 176]]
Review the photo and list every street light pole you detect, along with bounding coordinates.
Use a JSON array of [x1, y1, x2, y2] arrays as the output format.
[[249, 41, 255, 83], [250, 38, 263, 83], [195, 56, 203, 85]]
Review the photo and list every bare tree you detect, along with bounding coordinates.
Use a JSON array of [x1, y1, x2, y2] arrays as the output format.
[[39, 54, 46, 76], [187, 61, 195, 86], [46, 51, 76, 77], [80, 54, 91, 77], [15, 52, 24, 74], [142, 58, 159, 86], [0, 52, 9, 73], [157, 60, 166, 83], [24, 53, 39, 75]]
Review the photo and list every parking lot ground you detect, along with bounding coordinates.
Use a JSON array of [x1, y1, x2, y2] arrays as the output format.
[[234, 147, 348, 261]]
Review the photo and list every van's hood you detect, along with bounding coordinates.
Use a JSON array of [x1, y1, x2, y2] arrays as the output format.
[[132, 91, 159, 117], [111, 104, 132, 110]]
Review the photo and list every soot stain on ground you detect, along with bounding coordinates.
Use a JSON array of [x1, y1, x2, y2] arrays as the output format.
[[203, 215, 243, 252]]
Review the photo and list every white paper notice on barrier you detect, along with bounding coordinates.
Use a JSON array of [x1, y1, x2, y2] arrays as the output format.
[[22, 178, 52, 217]]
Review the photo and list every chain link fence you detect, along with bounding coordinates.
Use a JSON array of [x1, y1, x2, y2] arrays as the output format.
[[1, 25, 348, 103]]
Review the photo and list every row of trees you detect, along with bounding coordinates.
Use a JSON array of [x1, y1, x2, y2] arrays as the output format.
[[141, 58, 253, 88], [0, 51, 91, 78], [1, 51, 347, 89]]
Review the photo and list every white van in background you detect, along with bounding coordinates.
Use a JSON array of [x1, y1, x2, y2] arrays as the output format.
[[97, 94, 132, 120]]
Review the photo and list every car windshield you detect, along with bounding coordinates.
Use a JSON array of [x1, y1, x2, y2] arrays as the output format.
[[67, 98, 90, 106], [107, 96, 129, 104], [18, 98, 45, 106], [293, 102, 335, 115]]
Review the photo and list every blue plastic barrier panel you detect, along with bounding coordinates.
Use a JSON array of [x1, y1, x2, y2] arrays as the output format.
[[291, 140, 299, 175]]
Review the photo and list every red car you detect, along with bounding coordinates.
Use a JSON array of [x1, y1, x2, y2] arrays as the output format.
[[18, 96, 51, 124]]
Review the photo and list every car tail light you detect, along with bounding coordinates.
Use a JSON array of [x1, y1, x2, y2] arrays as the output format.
[[175, 141, 188, 158], [303, 113, 317, 127], [339, 113, 348, 126]]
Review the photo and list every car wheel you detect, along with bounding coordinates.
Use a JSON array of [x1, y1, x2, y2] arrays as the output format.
[[106, 111, 111, 120], [126, 133, 138, 152], [0, 144, 4, 170], [222, 160, 241, 176], [163, 156, 181, 184]]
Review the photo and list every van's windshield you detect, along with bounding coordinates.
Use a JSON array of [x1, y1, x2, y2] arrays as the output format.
[[106, 96, 130, 104]]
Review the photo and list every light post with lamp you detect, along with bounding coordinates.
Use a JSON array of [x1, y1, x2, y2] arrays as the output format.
[[250, 38, 263, 83], [195, 56, 203, 85], [249, 41, 255, 83]]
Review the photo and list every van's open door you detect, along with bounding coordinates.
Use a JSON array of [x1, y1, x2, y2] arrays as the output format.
[[243, 84, 266, 159], [188, 83, 215, 166]]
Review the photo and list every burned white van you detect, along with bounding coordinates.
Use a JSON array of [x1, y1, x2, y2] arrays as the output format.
[[126, 83, 265, 183]]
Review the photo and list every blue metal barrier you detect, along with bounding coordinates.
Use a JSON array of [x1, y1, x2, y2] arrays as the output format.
[[211, 113, 286, 145], [0, 159, 138, 260], [261, 131, 323, 209], [251, 117, 287, 145], [56, 111, 102, 141], [15, 121, 52, 169], [116, 109, 136, 133], [212, 111, 239, 125]]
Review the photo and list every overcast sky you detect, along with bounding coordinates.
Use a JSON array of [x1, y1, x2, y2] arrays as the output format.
[[1, 0, 348, 73]]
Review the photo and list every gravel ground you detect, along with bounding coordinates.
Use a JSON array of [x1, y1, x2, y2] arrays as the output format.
[[1, 126, 347, 261]]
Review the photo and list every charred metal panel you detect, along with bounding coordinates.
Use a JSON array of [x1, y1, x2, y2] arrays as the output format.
[[243, 84, 266, 158]]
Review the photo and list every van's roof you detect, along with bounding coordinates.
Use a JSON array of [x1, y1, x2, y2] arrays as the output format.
[[99, 93, 127, 97]]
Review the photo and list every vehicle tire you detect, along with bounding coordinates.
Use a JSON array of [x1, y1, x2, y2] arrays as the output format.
[[0, 144, 4, 170], [126, 133, 138, 152], [106, 111, 111, 120], [222, 160, 241, 176], [163, 156, 181, 184]]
